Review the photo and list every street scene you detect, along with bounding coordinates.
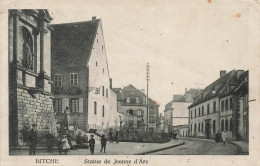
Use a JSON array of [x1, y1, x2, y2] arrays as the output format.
[[8, 8, 249, 156]]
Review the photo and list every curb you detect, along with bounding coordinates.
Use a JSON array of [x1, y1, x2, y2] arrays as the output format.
[[227, 142, 248, 155], [135, 141, 185, 155]]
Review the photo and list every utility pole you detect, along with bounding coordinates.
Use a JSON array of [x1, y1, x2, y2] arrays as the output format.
[[146, 63, 150, 133]]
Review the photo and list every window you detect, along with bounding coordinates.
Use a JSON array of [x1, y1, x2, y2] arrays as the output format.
[[201, 122, 204, 132], [207, 104, 210, 114], [97, 39, 98, 43], [199, 108, 201, 116], [96, 61, 98, 67], [71, 99, 79, 113], [103, 68, 104, 73], [94, 101, 97, 115], [225, 99, 228, 111], [191, 124, 192, 132], [102, 86, 104, 96], [198, 123, 200, 131], [221, 119, 224, 132], [54, 74, 62, 86], [230, 118, 233, 132], [53, 99, 62, 113], [202, 106, 204, 115], [225, 119, 228, 131], [126, 97, 130, 103], [106, 89, 108, 98], [230, 98, 233, 110], [137, 109, 143, 116], [102, 105, 105, 117], [102, 45, 104, 50], [149, 116, 155, 123], [136, 97, 140, 104], [128, 109, 134, 116], [195, 109, 196, 117], [190, 110, 193, 119], [213, 101, 216, 113], [70, 73, 78, 86], [221, 100, 224, 112]]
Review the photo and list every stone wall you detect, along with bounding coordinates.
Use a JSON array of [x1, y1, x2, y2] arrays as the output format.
[[17, 88, 57, 146]]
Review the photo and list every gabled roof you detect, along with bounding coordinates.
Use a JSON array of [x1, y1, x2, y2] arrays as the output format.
[[51, 19, 100, 66], [188, 70, 248, 108]]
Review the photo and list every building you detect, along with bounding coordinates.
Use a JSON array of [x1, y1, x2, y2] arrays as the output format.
[[51, 17, 118, 134], [9, 9, 57, 146], [188, 70, 249, 141], [114, 84, 160, 132], [164, 89, 200, 134]]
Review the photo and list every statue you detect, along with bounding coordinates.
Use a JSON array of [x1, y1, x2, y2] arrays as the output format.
[[23, 35, 33, 70], [64, 106, 70, 130]]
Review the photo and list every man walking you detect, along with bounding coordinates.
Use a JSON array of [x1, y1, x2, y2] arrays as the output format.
[[28, 124, 37, 155], [100, 134, 107, 153], [222, 131, 227, 146], [89, 135, 95, 155]]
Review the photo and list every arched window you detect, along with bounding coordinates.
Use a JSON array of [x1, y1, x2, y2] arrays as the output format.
[[21, 26, 34, 70], [221, 119, 224, 132], [136, 97, 140, 104], [126, 97, 130, 103]]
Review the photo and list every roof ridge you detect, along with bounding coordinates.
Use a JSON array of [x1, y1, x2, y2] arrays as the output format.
[[51, 19, 100, 26]]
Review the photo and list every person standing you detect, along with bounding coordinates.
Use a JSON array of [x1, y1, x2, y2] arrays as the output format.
[[222, 131, 227, 146], [109, 129, 113, 143], [100, 134, 107, 153], [89, 135, 95, 155], [61, 135, 70, 155], [28, 124, 37, 155]]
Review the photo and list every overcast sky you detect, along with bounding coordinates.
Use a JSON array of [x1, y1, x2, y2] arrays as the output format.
[[49, 0, 253, 113]]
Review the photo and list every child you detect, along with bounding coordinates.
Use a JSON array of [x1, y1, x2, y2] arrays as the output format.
[[61, 135, 70, 155], [89, 134, 95, 155]]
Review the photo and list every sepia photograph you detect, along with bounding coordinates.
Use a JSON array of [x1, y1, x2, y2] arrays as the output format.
[[1, 0, 260, 165]]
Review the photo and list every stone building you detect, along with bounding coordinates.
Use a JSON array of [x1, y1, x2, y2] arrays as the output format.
[[9, 9, 57, 146], [51, 17, 118, 134], [114, 84, 160, 132], [164, 88, 200, 134], [188, 70, 249, 141]]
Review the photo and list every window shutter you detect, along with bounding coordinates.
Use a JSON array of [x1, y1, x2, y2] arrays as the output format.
[[62, 98, 69, 113], [79, 98, 84, 113]]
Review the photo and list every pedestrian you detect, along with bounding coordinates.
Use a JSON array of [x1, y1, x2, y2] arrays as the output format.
[[61, 135, 70, 155], [115, 129, 119, 143], [109, 129, 113, 143], [89, 134, 95, 155], [222, 131, 227, 146], [100, 134, 107, 153], [28, 123, 37, 155], [215, 131, 220, 143]]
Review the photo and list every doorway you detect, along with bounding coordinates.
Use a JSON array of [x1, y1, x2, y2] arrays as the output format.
[[205, 119, 211, 139]]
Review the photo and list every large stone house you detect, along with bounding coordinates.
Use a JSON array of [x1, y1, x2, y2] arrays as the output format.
[[188, 70, 249, 141], [114, 84, 160, 132], [8, 9, 57, 146], [51, 17, 118, 134]]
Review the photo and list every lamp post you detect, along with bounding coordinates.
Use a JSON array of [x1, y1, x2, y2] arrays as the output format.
[[146, 63, 150, 133]]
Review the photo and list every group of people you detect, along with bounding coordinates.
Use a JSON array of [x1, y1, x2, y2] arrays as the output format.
[[215, 131, 228, 146]]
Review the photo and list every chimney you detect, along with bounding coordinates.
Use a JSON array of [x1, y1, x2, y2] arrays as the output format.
[[110, 78, 112, 89], [220, 70, 226, 78], [92, 16, 96, 21], [237, 70, 244, 79], [141, 89, 145, 94]]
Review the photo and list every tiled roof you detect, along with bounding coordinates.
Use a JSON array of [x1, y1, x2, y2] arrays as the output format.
[[189, 70, 237, 108], [51, 19, 100, 66]]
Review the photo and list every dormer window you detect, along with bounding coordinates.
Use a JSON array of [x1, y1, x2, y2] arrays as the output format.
[[126, 97, 130, 103], [136, 97, 140, 104]]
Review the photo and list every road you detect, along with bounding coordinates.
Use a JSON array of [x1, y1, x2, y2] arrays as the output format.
[[150, 138, 237, 155]]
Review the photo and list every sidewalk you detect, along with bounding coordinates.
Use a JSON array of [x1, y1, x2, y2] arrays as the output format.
[[228, 141, 249, 155], [10, 139, 184, 155]]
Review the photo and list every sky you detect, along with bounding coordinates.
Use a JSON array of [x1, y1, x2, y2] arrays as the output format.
[[48, 0, 254, 113]]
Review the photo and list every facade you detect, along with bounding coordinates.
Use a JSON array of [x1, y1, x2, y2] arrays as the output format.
[[51, 17, 118, 134], [188, 70, 249, 141], [164, 89, 200, 133], [9, 10, 57, 146], [114, 85, 160, 132]]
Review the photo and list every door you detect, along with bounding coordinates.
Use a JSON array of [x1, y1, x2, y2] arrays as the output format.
[[205, 119, 211, 139]]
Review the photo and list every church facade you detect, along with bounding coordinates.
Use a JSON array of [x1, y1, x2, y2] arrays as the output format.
[[8, 9, 57, 147]]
